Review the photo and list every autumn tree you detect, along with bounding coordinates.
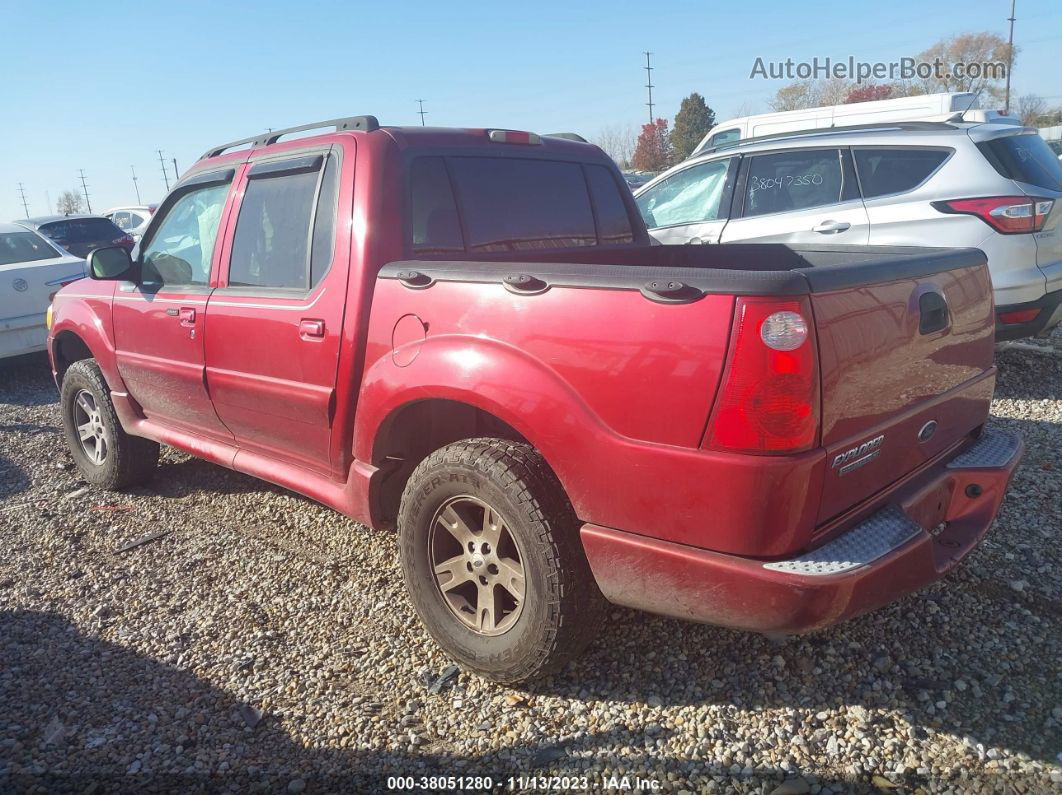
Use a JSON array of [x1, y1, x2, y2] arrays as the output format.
[[901, 32, 1014, 102], [770, 79, 853, 111], [1015, 94, 1047, 126], [593, 122, 638, 168], [632, 118, 673, 172], [57, 190, 83, 215], [845, 84, 894, 104], [670, 93, 716, 161]]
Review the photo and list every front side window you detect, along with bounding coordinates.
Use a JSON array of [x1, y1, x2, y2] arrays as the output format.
[[636, 158, 732, 229], [228, 156, 336, 290], [0, 231, 61, 265], [743, 149, 843, 218], [855, 148, 950, 198], [140, 183, 229, 286]]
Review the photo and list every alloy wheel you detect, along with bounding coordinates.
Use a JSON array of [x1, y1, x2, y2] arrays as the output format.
[[73, 389, 108, 465]]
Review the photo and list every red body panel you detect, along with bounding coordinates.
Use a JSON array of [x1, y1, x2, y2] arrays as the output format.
[[46, 124, 1021, 639]]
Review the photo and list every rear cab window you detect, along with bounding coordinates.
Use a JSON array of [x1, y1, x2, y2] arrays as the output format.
[[978, 134, 1062, 191], [854, 148, 950, 198], [409, 155, 634, 255]]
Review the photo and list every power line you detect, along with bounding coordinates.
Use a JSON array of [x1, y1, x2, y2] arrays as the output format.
[[158, 149, 170, 192], [131, 165, 141, 204], [1004, 0, 1017, 115], [643, 51, 655, 123], [16, 183, 29, 218], [416, 99, 427, 126], [78, 169, 92, 213]]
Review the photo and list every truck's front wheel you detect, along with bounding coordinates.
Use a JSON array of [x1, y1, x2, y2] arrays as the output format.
[[398, 438, 605, 684]]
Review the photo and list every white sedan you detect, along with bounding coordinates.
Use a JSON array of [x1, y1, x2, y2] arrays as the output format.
[[1, 222, 85, 359]]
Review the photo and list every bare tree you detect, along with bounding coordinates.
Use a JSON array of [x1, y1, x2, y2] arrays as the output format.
[[769, 79, 856, 112], [1016, 94, 1047, 126], [907, 32, 1015, 102], [57, 189, 83, 215], [592, 123, 638, 168]]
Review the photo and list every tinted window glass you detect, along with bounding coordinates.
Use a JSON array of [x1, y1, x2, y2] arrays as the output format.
[[585, 165, 634, 243], [448, 157, 596, 252], [129, 212, 146, 227], [744, 149, 842, 217], [978, 134, 1062, 191], [40, 218, 123, 245], [141, 183, 229, 286], [0, 231, 60, 265], [636, 158, 732, 229], [410, 157, 465, 254], [229, 168, 319, 289], [710, 129, 741, 147], [310, 155, 339, 287], [855, 148, 949, 198]]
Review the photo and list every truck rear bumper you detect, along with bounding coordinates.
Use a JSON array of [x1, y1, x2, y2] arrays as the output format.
[[581, 428, 1022, 634]]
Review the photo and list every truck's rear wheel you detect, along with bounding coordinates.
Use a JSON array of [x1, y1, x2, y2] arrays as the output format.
[[398, 438, 605, 684], [60, 359, 159, 490]]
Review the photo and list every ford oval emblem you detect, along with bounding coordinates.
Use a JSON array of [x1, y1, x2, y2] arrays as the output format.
[[918, 420, 938, 443], [12, 278, 28, 292]]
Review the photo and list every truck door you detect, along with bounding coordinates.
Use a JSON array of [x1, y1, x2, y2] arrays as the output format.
[[204, 146, 349, 476], [720, 147, 870, 245], [111, 169, 238, 440]]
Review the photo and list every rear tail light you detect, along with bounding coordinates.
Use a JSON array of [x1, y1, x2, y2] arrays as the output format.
[[998, 307, 1041, 325], [704, 297, 820, 454], [487, 129, 542, 145], [932, 196, 1054, 234]]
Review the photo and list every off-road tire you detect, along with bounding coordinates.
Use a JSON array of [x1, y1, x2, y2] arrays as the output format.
[[398, 438, 606, 684], [60, 359, 159, 490]]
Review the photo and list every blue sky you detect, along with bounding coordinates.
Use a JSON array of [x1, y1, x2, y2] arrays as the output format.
[[2, 0, 1059, 220]]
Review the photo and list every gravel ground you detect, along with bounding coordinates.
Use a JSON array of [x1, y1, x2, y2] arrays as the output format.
[[1, 332, 1060, 794]]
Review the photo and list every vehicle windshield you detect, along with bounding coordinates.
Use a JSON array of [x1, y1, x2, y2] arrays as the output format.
[[0, 231, 61, 266]]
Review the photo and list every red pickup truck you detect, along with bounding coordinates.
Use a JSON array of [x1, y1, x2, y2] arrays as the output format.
[[47, 116, 1022, 683]]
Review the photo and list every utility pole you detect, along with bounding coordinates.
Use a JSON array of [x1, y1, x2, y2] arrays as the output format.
[[643, 51, 655, 123], [131, 165, 141, 204], [172, 158, 179, 182], [416, 99, 427, 126], [158, 149, 170, 192], [16, 183, 29, 218], [1004, 0, 1016, 115], [78, 169, 92, 212]]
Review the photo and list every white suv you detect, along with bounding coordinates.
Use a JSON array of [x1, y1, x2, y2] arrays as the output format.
[[634, 122, 1062, 340]]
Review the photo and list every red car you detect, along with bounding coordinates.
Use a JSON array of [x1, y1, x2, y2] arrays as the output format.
[[47, 116, 1022, 683]]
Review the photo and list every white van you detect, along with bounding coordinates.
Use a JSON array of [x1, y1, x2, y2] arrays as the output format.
[[694, 92, 1017, 155]]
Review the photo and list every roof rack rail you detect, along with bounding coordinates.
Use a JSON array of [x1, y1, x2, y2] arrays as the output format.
[[199, 115, 380, 160], [692, 120, 960, 158], [544, 132, 588, 143]]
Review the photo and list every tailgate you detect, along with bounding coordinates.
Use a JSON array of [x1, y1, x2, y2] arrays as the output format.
[[806, 251, 996, 525]]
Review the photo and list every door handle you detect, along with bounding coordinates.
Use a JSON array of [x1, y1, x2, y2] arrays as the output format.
[[178, 307, 196, 326], [299, 319, 325, 339], [812, 220, 851, 234]]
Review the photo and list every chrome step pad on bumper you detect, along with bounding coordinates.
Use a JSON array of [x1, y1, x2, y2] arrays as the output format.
[[764, 429, 1019, 577]]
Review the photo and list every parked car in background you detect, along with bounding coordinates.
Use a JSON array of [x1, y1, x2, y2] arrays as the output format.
[[102, 205, 156, 241], [0, 223, 84, 359], [693, 92, 1017, 154], [635, 121, 1062, 340], [14, 215, 134, 259], [621, 171, 657, 189], [46, 116, 1021, 683]]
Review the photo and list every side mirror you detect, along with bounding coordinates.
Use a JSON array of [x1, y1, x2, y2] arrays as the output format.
[[87, 246, 134, 281]]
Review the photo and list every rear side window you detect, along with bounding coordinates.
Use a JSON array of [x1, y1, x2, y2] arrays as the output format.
[[978, 135, 1062, 191], [743, 149, 843, 217], [410, 156, 634, 254], [228, 155, 337, 290], [855, 148, 950, 198], [40, 218, 123, 244], [0, 231, 60, 265]]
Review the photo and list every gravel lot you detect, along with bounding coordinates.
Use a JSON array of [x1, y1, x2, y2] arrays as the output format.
[[1, 334, 1060, 794]]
